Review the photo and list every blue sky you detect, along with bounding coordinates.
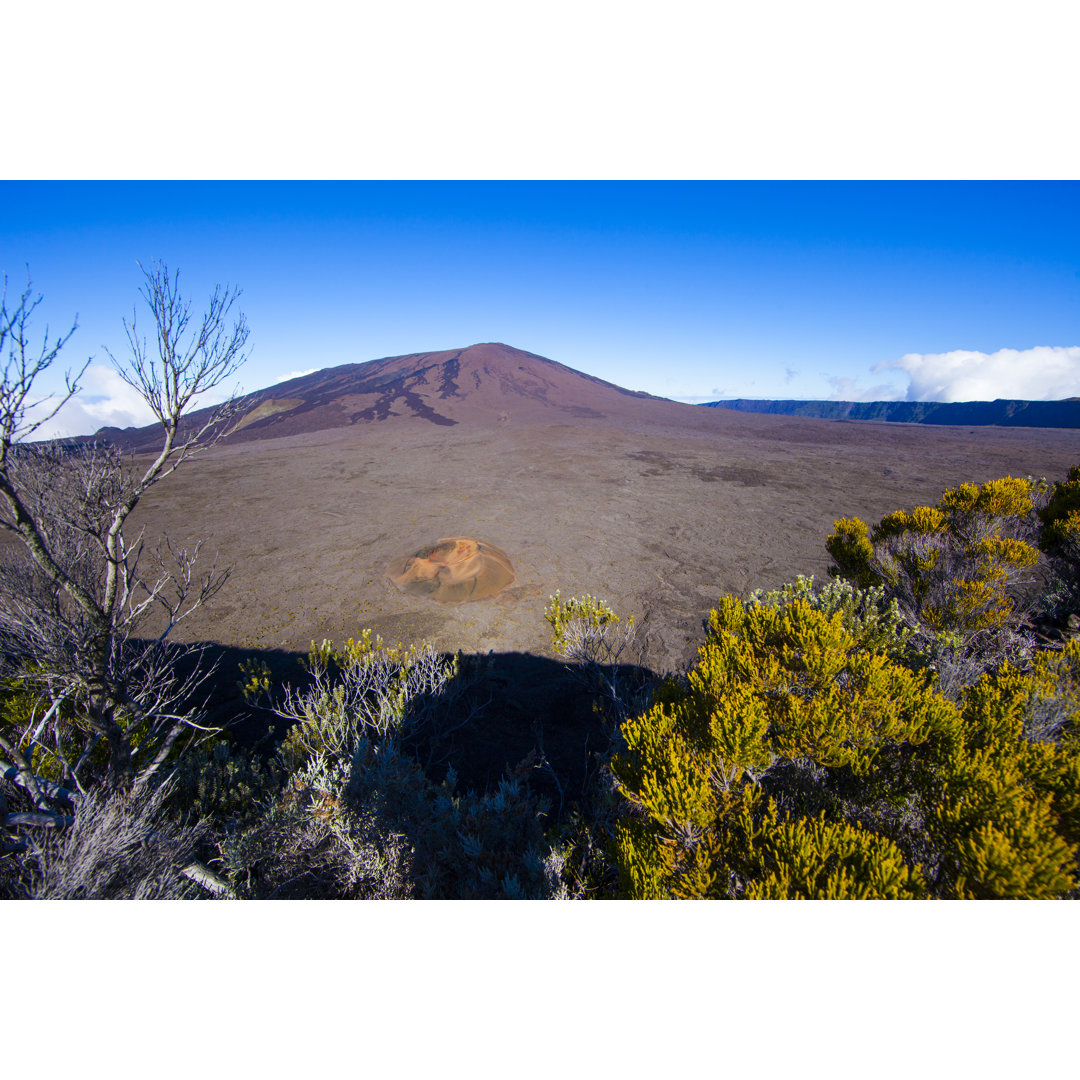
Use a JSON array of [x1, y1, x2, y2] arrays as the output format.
[[3, 180, 1078, 437]]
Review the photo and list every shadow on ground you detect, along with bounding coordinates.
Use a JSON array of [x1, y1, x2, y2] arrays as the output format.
[[189, 642, 656, 819]]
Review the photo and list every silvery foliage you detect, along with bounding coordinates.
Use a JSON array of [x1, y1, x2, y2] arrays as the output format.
[[551, 607, 656, 733], [273, 642, 461, 760], [216, 753, 412, 900], [556, 613, 637, 667], [252, 630, 573, 897], [544, 602, 658, 898], [18, 781, 207, 899]]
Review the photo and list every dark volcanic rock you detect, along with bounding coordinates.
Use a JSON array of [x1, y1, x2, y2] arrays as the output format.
[[87, 342, 663, 451]]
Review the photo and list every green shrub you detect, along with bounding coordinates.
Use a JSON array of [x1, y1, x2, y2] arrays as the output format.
[[544, 590, 627, 652], [825, 474, 1058, 698], [610, 593, 1080, 899], [274, 632, 461, 771], [0, 677, 110, 786], [746, 574, 913, 659], [1040, 466, 1080, 549], [827, 476, 1043, 643], [164, 738, 284, 827], [1037, 466, 1080, 616]]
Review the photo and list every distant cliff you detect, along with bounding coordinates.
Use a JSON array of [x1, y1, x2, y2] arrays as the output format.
[[701, 398, 1080, 429]]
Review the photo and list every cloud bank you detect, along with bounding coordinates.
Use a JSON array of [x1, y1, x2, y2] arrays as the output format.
[[673, 387, 726, 404], [28, 365, 231, 440], [877, 346, 1080, 403], [28, 365, 159, 439], [826, 376, 904, 402]]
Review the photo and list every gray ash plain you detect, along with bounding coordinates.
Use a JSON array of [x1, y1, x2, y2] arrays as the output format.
[[123, 343, 1080, 674]]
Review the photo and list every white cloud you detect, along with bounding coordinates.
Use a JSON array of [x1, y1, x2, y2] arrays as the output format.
[[274, 368, 317, 384], [826, 376, 905, 402], [27, 365, 158, 439], [27, 364, 231, 440], [876, 346, 1080, 402]]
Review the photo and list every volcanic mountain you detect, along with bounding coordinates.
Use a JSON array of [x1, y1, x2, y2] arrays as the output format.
[[93, 342, 667, 450], [69, 340, 1080, 791], [117, 340, 1080, 678]]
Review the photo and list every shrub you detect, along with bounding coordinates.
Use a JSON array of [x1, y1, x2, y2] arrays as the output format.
[[826, 475, 1048, 691], [214, 753, 413, 900], [726, 793, 927, 900], [539, 593, 657, 896], [213, 632, 567, 899], [1038, 466, 1080, 616], [217, 743, 564, 900], [609, 590, 1080, 899], [164, 738, 284, 827], [13, 783, 208, 900], [0, 677, 103, 786], [746, 574, 914, 659], [544, 591, 627, 652], [1040, 466, 1080, 550], [273, 632, 462, 770], [345, 744, 564, 899]]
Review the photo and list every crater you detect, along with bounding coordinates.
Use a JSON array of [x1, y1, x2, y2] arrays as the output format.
[[386, 537, 516, 603]]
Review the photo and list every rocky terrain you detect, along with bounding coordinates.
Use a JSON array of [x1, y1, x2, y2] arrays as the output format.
[[113, 342, 1080, 673]]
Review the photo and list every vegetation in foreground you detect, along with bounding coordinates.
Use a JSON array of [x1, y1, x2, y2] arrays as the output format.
[[3, 267, 1080, 898]]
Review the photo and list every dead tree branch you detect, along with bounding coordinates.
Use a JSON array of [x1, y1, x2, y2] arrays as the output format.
[[0, 262, 248, 789]]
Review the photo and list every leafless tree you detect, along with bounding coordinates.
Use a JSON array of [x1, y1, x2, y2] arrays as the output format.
[[0, 263, 249, 825]]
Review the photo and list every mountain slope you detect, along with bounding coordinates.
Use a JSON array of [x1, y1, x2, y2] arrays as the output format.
[[92, 342, 664, 450]]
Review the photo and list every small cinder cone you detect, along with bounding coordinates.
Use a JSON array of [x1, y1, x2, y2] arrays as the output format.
[[387, 537, 516, 603]]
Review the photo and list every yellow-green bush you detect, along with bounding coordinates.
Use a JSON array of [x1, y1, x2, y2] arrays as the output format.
[[824, 517, 878, 590], [544, 591, 626, 651], [746, 574, 914, 659], [734, 795, 928, 900], [610, 589, 1080, 899], [1037, 466, 1080, 617], [826, 475, 1045, 675], [1041, 466, 1080, 550], [0, 678, 106, 785]]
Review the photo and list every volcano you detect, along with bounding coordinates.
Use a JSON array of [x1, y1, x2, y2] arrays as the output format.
[[93, 342, 669, 450], [115, 341, 1080, 672]]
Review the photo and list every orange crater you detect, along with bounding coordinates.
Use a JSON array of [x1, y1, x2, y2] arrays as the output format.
[[386, 537, 516, 603]]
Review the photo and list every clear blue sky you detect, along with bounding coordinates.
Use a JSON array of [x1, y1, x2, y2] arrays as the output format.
[[2, 181, 1078, 436]]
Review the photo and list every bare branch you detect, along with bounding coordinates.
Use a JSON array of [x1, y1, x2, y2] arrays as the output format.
[[0, 734, 50, 810], [106, 261, 249, 497], [0, 271, 86, 450], [5, 811, 75, 828], [0, 758, 80, 806]]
